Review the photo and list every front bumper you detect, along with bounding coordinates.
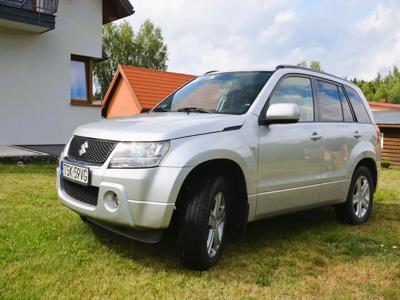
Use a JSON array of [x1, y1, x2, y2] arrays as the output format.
[[57, 163, 191, 234]]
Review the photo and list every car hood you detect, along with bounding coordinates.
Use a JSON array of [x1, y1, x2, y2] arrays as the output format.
[[73, 112, 246, 142]]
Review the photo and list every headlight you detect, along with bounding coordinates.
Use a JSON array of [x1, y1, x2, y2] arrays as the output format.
[[109, 141, 170, 168]]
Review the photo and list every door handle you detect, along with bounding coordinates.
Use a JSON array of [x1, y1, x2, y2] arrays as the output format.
[[353, 131, 362, 139], [310, 132, 322, 141]]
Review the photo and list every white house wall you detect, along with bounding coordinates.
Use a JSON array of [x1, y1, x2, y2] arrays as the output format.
[[0, 0, 103, 145]]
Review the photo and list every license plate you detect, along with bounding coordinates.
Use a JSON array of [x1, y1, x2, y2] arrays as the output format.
[[61, 161, 90, 186]]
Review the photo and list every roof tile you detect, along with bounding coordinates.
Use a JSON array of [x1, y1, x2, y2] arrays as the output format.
[[373, 111, 400, 125], [369, 102, 400, 111], [120, 65, 195, 109]]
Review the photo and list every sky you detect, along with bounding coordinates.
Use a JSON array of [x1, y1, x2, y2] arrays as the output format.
[[125, 0, 400, 80]]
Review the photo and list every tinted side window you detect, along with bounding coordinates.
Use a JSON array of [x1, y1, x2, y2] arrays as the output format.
[[269, 77, 314, 122], [338, 87, 354, 122], [344, 87, 371, 123], [316, 80, 343, 122]]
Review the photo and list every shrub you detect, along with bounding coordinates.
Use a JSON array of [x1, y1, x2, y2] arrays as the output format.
[[381, 161, 391, 168]]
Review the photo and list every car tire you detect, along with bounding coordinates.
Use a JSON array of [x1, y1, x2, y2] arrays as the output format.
[[178, 175, 229, 270], [335, 166, 374, 225]]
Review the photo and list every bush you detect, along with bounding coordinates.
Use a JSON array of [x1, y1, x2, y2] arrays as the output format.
[[381, 161, 391, 168]]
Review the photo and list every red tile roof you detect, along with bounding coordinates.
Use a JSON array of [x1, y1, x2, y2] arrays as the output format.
[[120, 65, 195, 109], [101, 65, 196, 117], [368, 102, 400, 111]]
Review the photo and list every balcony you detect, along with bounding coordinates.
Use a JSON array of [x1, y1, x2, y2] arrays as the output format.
[[0, 0, 59, 33]]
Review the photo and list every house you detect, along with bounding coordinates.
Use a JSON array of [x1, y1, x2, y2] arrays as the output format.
[[0, 0, 134, 148], [369, 102, 400, 112], [101, 65, 195, 118], [369, 102, 400, 168]]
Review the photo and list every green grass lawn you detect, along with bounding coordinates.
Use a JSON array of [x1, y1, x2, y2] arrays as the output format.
[[1, 164, 399, 299]]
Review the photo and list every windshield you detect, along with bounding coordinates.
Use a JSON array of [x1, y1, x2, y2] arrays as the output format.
[[153, 71, 273, 114]]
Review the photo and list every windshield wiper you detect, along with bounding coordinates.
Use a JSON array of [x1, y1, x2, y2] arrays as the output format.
[[152, 106, 171, 112], [176, 107, 213, 113]]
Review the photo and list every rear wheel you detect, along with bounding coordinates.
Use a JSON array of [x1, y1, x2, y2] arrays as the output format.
[[335, 166, 374, 225], [178, 176, 228, 270]]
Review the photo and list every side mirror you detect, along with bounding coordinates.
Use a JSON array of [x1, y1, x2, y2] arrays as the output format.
[[264, 103, 300, 124]]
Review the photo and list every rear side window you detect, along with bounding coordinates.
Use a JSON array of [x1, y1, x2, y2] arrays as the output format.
[[316, 80, 343, 122], [269, 76, 314, 122], [338, 87, 354, 122], [344, 87, 371, 124]]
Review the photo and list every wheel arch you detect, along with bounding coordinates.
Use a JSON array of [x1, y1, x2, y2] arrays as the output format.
[[174, 158, 249, 235], [353, 157, 378, 192], [347, 139, 379, 192]]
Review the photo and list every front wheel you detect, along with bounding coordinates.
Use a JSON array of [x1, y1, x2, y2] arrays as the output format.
[[335, 166, 374, 225], [178, 176, 228, 270]]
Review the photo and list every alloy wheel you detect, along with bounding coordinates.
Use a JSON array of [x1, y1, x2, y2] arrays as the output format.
[[352, 175, 370, 218], [207, 192, 226, 257]]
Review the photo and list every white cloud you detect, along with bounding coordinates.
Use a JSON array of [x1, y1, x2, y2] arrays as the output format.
[[356, 4, 399, 34], [126, 0, 297, 74], [125, 0, 400, 79], [258, 10, 295, 42], [275, 10, 295, 23], [350, 4, 400, 79]]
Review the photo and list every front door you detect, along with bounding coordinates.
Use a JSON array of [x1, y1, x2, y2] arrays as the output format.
[[256, 76, 322, 217]]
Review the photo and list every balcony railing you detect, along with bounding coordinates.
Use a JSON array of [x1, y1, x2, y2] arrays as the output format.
[[0, 0, 58, 15]]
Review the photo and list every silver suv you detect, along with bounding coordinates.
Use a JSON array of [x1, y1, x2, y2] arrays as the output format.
[[57, 65, 381, 270]]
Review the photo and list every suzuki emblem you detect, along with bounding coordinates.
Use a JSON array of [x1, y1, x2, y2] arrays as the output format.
[[79, 141, 89, 156]]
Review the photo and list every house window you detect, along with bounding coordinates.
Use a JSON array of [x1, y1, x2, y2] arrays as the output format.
[[70, 60, 88, 100], [70, 55, 98, 106]]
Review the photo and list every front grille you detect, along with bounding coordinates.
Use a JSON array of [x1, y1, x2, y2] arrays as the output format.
[[68, 136, 118, 164], [63, 179, 99, 206]]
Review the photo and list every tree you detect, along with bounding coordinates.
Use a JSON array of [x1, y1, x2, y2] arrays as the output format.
[[388, 84, 400, 103], [296, 60, 322, 71], [354, 66, 400, 103], [310, 61, 321, 71], [373, 85, 388, 101], [297, 60, 307, 68], [94, 20, 168, 97], [360, 81, 374, 101]]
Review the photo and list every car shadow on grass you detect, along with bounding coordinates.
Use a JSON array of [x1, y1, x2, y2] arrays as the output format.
[[85, 205, 344, 271], [84, 200, 399, 283]]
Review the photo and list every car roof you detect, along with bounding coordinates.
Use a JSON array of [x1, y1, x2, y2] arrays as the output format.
[[204, 65, 355, 88]]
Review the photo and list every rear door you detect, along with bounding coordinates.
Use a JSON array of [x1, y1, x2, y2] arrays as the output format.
[[344, 86, 375, 144], [315, 79, 358, 203]]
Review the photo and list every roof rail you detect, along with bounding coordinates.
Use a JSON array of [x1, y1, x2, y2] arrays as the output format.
[[204, 70, 218, 75], [275, 65, 351, 84]]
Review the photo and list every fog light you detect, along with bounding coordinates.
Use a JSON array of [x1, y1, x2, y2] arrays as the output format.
[[112, 194, 119, 208], [104, 191, 119, 212]]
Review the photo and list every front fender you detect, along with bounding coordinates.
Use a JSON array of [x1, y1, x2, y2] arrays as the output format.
[[160, 128, 259, 195]]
